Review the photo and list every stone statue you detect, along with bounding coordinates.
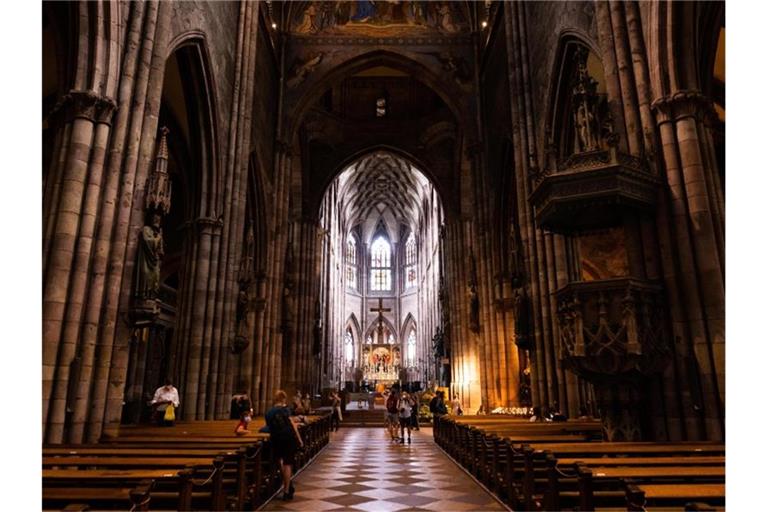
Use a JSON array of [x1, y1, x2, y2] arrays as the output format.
[[432, 327, 445, 359], [574, 102, 598, 152], [571, 46, 602, 153], [513, 287, 532, 349], [135, 213, 164, 299], [468, 282, 480, 333], [312, 299, 323, 356], [287, 53, 324, 88]]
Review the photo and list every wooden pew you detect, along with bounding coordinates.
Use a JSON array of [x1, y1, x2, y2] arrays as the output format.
[[434, 415, 726, 512], [535, 447, 725, 511], [626, 483, 725, 511], [43, 414, 332, 511]]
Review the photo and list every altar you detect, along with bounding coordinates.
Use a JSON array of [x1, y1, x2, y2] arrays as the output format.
[[362, 344, 401, 382]]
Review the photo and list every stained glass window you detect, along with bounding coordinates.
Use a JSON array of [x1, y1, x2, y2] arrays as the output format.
[[407, 329, 416, 366], [346, 236, 357, 290], [344, 329, 354, 367], [404, 233, 417, 289], [370, 236, 391, 291]]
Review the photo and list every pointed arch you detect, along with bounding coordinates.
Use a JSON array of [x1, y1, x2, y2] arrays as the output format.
[[164, 33, 221, 219], [285, 49, 473, 142], [364, 317, 399, 344], [345, 313, 362, 342], [400, 313, 417, 340]]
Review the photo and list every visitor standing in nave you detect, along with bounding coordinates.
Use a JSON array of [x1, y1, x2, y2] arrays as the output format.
[[410, 391, 420, 430], [265, 390, 304, 501], [398, 392, 414, 444], [330, 391, 342, 431], [292, 391, 305, 415], [451, 393, 463, 416], [385, 388, 401, 441], [429, 390, 448, 419], [151, 380, 180, 426]]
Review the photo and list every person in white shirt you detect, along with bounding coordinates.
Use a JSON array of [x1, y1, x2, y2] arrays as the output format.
[[398, 392, 414, 444], [451, 394, 463, 416], [151, 380, 180, 426]]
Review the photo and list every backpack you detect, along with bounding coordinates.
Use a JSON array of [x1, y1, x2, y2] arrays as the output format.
[[267, 407, 293, 439], [386, 394, 398, 414]]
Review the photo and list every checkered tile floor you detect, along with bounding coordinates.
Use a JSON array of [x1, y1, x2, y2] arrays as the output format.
[[262, 427, 506, 511]]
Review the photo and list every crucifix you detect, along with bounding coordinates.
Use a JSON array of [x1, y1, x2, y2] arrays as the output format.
[[370, 298, 391, 343]]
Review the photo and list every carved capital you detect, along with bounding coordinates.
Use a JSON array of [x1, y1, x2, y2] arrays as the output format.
[[49, 90, 118, 125], [192, 216, 224, 234], [651, 90, 717, 125]]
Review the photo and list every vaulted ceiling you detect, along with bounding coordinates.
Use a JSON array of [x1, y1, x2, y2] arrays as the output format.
[[336, 151, 432, 239]]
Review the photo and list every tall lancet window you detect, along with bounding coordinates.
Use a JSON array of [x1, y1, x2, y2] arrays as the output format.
[[346, 235, 357, 290], [407, 328, 416, 366], [370, 236, 392, 291], [404, 232, 417, 289], [344, 328, 354, 367]]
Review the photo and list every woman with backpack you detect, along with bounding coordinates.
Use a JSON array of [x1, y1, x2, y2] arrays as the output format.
[[265, 390, 304, 501]]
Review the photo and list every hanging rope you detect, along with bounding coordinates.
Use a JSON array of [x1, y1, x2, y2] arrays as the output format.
[[189, 465, 220, 487], [128, 494, 151, 512], [554, 463, 579, 478], [245, 445, 263, 460]]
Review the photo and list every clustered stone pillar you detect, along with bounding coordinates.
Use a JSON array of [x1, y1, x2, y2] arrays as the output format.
[[651, 91, 725, 439], [241, 139, 294, 414], [443, 219, 482, 411], [500, 1, 592, 419], [43, 0, 169, 444], [590, 0, 724, 440], [43, 91, 117, 443]]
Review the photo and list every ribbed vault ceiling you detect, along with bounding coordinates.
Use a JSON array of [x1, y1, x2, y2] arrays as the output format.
[[336, 151, 431, 232]]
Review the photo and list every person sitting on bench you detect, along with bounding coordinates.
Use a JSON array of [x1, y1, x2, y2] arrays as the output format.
[[151, 379, 180, 426], [234, 408, 254, 436]]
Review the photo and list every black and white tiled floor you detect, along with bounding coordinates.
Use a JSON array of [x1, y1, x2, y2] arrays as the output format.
[[262, 427, 506, 511]]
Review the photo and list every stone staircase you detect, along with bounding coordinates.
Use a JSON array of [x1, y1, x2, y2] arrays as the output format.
[[340, 408, 386, 427]]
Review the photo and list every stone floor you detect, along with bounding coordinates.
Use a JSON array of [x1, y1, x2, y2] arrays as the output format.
[[262, 427, 506, 511]]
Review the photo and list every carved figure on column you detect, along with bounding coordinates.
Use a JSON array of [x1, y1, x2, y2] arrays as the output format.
[[232, 229, 256, 354], [468, 256, 480, 333], [438, 275, 450, 329], [312, 299, 323, 357], [136, 213, 165, 300], [133, 128, 171, 311], [281, 243, 297, 344], [513, 287, 532, 350]]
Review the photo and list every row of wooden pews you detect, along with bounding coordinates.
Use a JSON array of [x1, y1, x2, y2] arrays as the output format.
[[43, 414, 332, 511], [433, 415, 725, 511]]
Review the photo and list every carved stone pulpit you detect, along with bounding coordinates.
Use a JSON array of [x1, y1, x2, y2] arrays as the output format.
[[556, 278, 669, 440]]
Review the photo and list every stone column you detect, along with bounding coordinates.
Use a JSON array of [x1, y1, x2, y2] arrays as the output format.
[[652, 91, 725, 439], [86, 1, 171, 442], [43, 90, 117, 443]]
